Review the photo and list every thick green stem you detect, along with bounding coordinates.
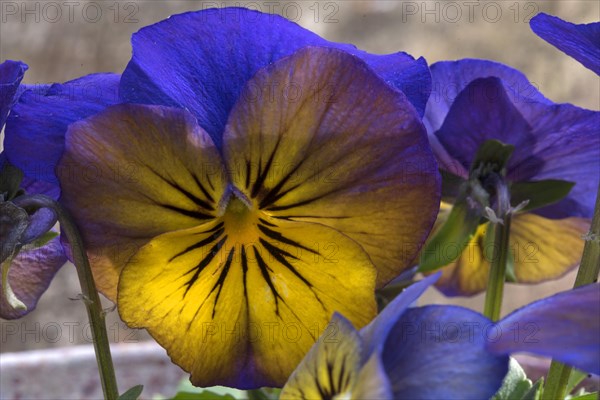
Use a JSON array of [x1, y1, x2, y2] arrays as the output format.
[[543, 184, 600, 400], [483, 178, 512, 321], [483, 213, 512, 321], [16, 195, 119, 400]]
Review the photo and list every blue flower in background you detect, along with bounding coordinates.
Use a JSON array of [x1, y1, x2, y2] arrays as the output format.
[[530, 13, 600, 75], [281, 275, 600, 399], [0, 60, 66, 319], [421, 59, 599, 295]]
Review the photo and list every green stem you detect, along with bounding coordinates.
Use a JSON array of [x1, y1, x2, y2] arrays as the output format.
[[17, 195, 119, 400], [483, 213, 512, 321], [542, 184, 600, 400], [483, 178, 512, 321]]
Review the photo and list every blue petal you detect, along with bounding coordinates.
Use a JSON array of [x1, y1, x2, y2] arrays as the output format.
[[514, 101, 600, 218], [119, 7, 430, 148], [531, 13, 600, 75], [383, 305, 509, 399], [4, 73, 120, 185], [360, 273, 440, 355], [0, 60, 28, 129], [434, 77, 539, 179], [425, 59, 551, 135], [0, 236, 66, 319], [432, 74, 599, 218], [487, 283, 600, 375]]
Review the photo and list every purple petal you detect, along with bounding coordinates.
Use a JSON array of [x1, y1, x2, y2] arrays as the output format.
[[434, 77, 540, 179], [425, 59, 551, 135], [531, 13, 600, 75], [360, 273, 440, 355], [383, 306, 509, 399], [487, 283, 600, 375], [510, 101, 600, 219], [0, 60, 28, 129], [17, 208, 57, 245], [4, 73, 120, 185], [120, 7, 430, 148], [0, 235, 66, 319], [20, 175, 60, 201]]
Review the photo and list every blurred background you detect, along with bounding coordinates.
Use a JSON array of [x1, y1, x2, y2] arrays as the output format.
[[0, 0, 598, 373]]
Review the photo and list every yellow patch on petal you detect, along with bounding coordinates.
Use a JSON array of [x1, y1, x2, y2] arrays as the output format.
[[434, 214, 588, 296], [435, 223, 491, 296], [281, 314, 364, 399], [510, 214, 588, 283], [118, 199, 377, 388], [58, 105, 227, 299]]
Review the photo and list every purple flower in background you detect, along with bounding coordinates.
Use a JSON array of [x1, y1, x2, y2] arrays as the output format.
[[421, 59, 599, 295], [0, 60, 66, 319], [530, 13, 600, 75]]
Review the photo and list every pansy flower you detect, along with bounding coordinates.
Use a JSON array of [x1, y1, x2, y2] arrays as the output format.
[[281, 276, 600, 399], [420, 59, 599, 295], [0, 60, 67, 319], [530, 13, 600, 75], [4, 9, 441, 388]]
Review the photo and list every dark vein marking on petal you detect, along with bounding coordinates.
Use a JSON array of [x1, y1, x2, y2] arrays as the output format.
[[253, 246, 281, 316], [241, 246, 250, 315], [258, 218, 277, 227], [159, 204, 213, 220], [147, 165, 215, 211], [258, 157, 307, 209], [210, 248, 235, 319], [258, 224, 319, 255], [271, 215, 351, 221], [191, 173, 215, 203], [169, 227, 224, 262], [265, 191, 331, 212], [183, 236, 227, 296], [193, 221, 224, 235], [251, 137, 282, 198]]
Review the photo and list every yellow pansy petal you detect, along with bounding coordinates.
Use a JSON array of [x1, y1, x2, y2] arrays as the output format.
[[434, 215, 588, 296], [281, 314, 364, 399], [118, 210, 376, 388], [510, 214, 588, 282], [58, 104, 227, 299], [223, 47, 440, 288], [434, 223, 491, 296]]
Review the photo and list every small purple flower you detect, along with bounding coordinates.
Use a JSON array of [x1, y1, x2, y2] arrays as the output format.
[[421, 59, 599, 296]]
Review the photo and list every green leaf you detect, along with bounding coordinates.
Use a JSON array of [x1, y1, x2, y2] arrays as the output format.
[[470, 139, 515, 176], [0, 164, 24, 201], [418, 199, 481, 272], [171, 391, 236, 400], [493, 358, 533, 400], [24, 231, 59, 250], [566, 369, 591, 395], [118, 385, 144, 400], [247, 388, 281, 400], [569, 392, 598, 400], [510, 180, 574, 213], [522, 378, 543, 400]]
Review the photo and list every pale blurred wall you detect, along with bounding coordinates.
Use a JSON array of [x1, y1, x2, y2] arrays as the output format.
[[0, 1, 598, 352]]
